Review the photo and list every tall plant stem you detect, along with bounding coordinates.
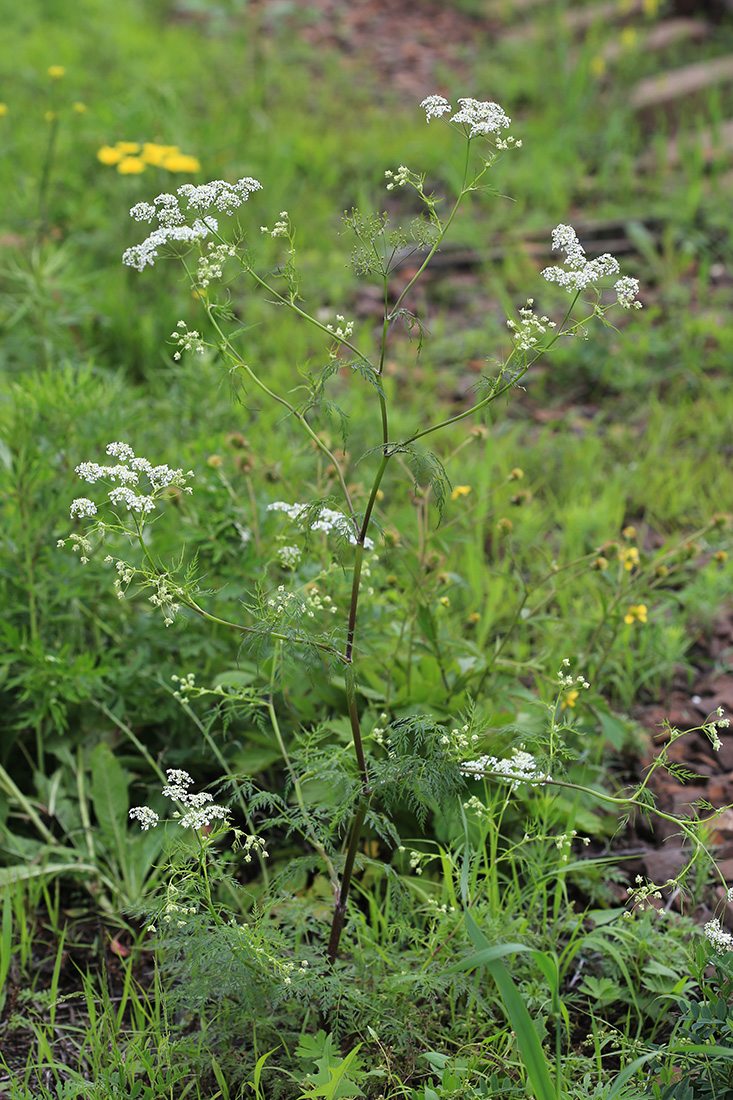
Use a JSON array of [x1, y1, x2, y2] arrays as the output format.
[[325, 452, 391, 969], [326, 799, 368, 968]]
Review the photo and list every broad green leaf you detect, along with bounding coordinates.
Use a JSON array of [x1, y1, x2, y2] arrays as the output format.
[[90, 743, 129, 858]]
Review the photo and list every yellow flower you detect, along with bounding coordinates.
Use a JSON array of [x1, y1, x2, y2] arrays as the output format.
[[467, 612, 480, 625], [0, 103, 8, 116], [72, 102, 87, 113], [622, 525, 637, 540], [141, 143, 172, 166], [508, 467, 524, 480], [561, 690, 579, 710], [163, 152, 201, 173], [590, 54, 606, 78], [48, 65, 66, 79], [620, 546, 639, 571], [115, 141, 141, 154], [97, 145, 123, 165], [624, 604, 648, 625], [439, 596, 450, 608], [117, 156, 146, 175], [620, 26, 637, 50], [714, 550, 728, 564], [44, 110, 57, 122], [451, 485, 472, 501], [206, 455, 223, 468]]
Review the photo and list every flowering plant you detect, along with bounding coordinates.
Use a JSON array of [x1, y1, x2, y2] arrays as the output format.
[[60, 94, 732, 1062]]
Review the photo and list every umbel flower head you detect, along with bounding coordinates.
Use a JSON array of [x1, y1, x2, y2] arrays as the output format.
[[68, 441, 194, 519], [123, 176, 262, 271], [421, 94, 511, 135], [542, 224, 642, 308]]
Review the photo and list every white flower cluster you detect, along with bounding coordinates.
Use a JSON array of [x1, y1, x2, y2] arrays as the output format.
[[123, 176, 262, 271], [277, 544, 302, 569], [704, 917, 733, 953], [197, 241, 236, 287], [267, 500, 374, 550], [130, 768, 232, 832], [385, 165, 410, 190], [325, 314, 354, 341], [260, 211, 289, 238], [420, 94, 514, 141], [460, 749, 550, 791], [507, 299, 557, 352], [542, 224, 642, 308], [70, 442, 194, 520], [171, 320, 206, 360], [419, 93, 520, 150]]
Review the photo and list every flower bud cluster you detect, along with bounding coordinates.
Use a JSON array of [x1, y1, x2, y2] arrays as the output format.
[[384, 166, 410, 190], [557, 659, 591, 692], [171, 320, 206, 360], [196, 241, 236, 287], [506, 299, 557, 352], [260, 211, 289, 238], [325, 314, 354, 341]]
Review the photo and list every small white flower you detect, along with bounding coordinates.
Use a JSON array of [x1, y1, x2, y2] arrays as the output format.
[[129, 806, 160, 830], [70, 498, 97, 519], [420, 94, 451, 122], [704, 917, 733, 953]]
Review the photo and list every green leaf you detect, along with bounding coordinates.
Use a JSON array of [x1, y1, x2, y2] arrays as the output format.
[[90, 743, 129, 858], [447, 914, 558, 1100]]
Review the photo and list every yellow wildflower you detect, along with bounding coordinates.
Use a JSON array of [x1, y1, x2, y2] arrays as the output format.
[[115, 141, 141, 154], [163, 152, 201, 173], [714, 550, 728, 565], [439, 596, 450, 608], [44, 111, 57, 122], [206, 455, 223, 468], [97, 145, 123, 165], [72, 102, 87, 113], [117, 156, 146, 175], [620, 546, 639, 571], [624, 604, 648, 625], [451, 485, 472, 501], [47, 65, 66, 79], [141, 143, 176, 166], [0, 103, 7, 116], [590, 55, 606, 78], [620, 26, 637, 50], [561, 690, 579, 710], [622, 525, 637, 540]]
